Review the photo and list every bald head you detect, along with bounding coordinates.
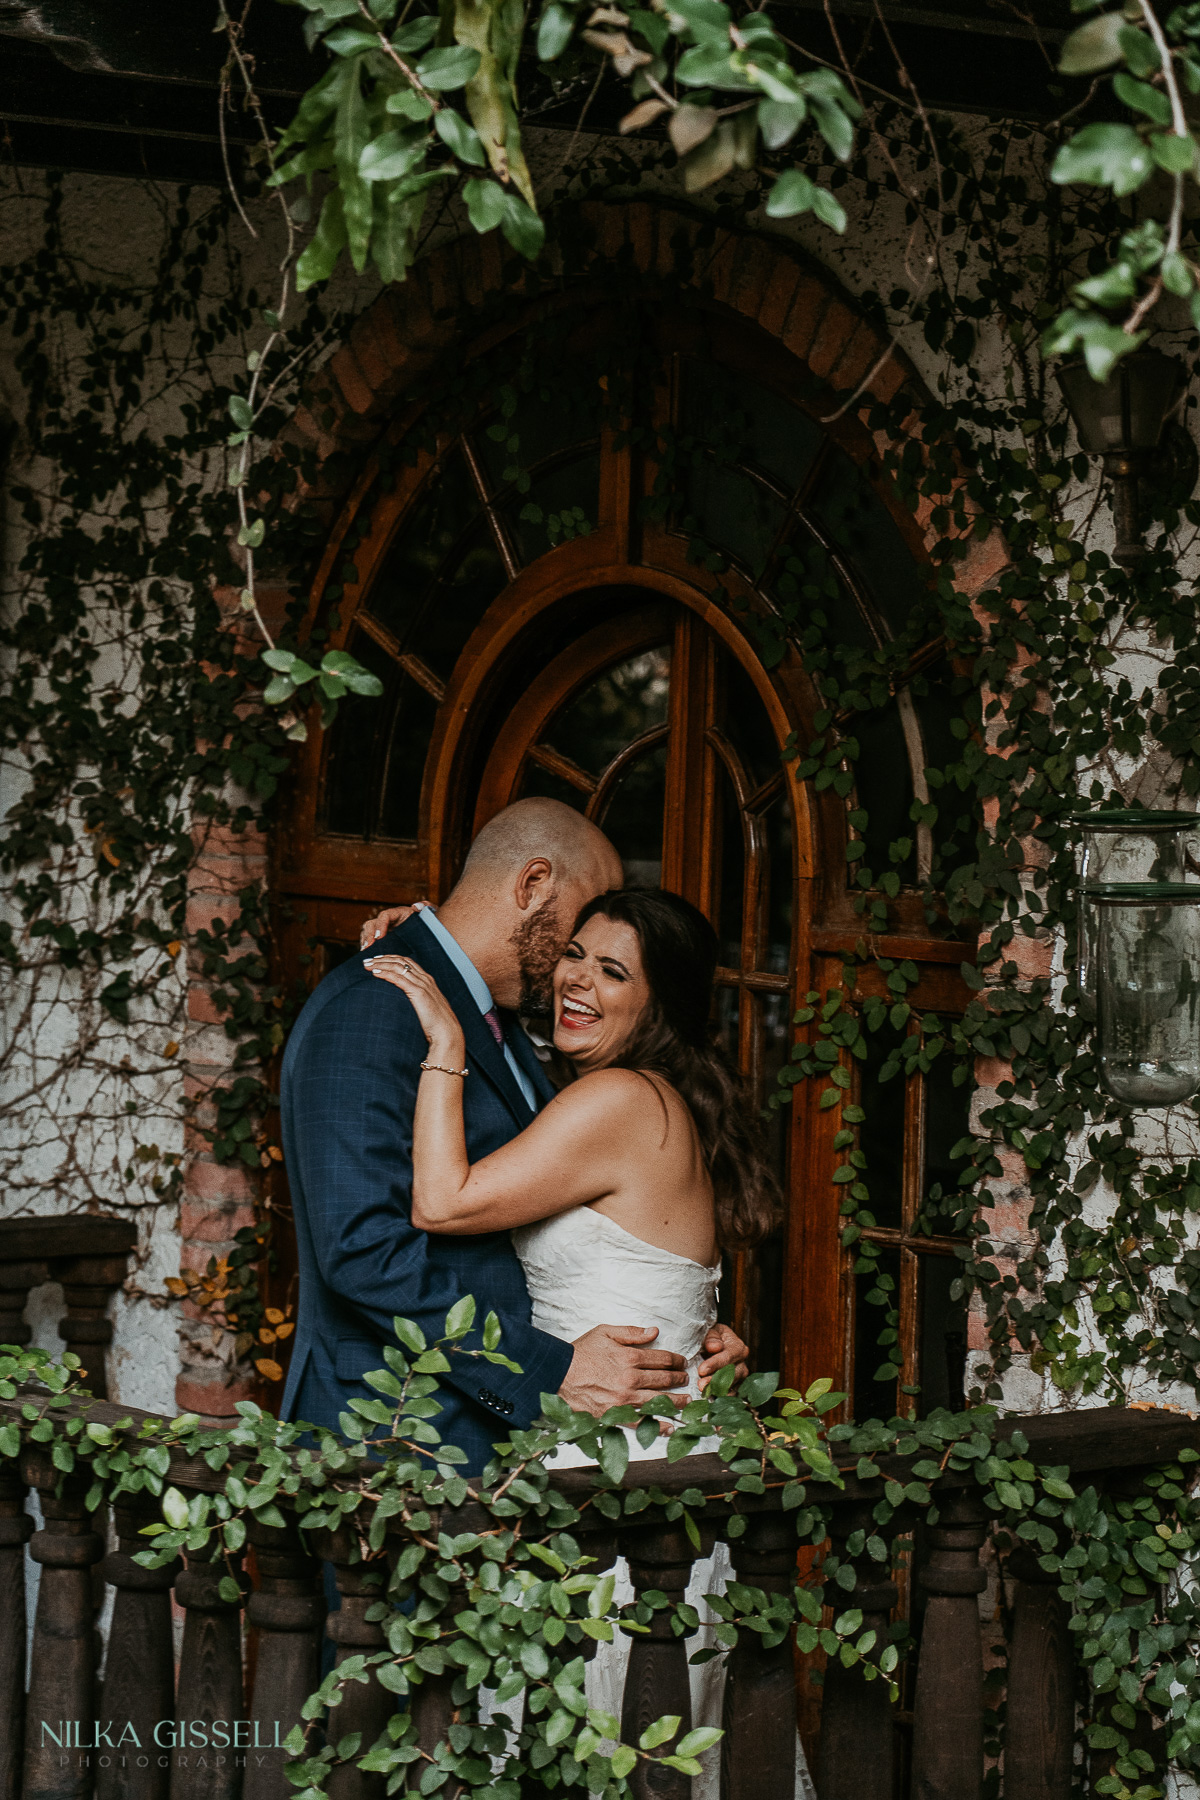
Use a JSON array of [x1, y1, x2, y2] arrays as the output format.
[[462, 798, 621, 889], [437, 799, 623, 1011]]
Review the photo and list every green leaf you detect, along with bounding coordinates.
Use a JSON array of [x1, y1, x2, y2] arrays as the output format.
[[393, 1316, 426, 1353], [610, 1745, 637, 1780], [444, 1294, 476, 1338], [766, 169, 845, 231], [1058, 11, 1125, 74], [359, 128, 427, 183], [237, 518, 265, 549], [676, 1727, 723, 1758], [1050, 122, 1153, 194], [434, 107, 487, 165], [1152, 132, 1197, 173], [757, 97, 805, 150], [416, 45, 482, 90], [739, 1371, 780, 1409], [639, 1715, 681, 1751], [162, 1486, 190, 1529], [228, 395, 254, 430], [263, 675, 296, 706], [391, 15, 439, 51], [537, 1, 575, 60], [1112, 72, 1171, 124], [483, 1309, 502, 1350], [296, 186, 349, 291]]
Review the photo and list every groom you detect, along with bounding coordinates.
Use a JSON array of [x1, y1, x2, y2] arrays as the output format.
[[280, 796, 747, 1471]]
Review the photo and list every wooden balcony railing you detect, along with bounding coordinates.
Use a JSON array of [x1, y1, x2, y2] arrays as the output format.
[[1, 1378, 1196, 1800], [0, 1216, 137, 1401]]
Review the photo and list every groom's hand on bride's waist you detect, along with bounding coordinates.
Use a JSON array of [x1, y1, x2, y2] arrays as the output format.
[[559, 1324, 689, 1416], [697, 1323, 749, 1388]]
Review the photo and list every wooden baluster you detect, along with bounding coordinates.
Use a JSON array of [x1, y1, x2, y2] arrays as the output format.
[[97, 1497, 179, 1800], [814, 1501, 898, 1800], [910, 1488, 989, 1800], [0, 1255, 48, 1353], [1003, 1545, 1074, 1800], [719, 1513, 800, 1800], [171, 1536, 246, 1800], [244, 1520, 325, 1800], [620, 1523, 695, 1800], [0, 1464, 34, 1800], [55, 1253, 130, 1401], [322, 1530, 393, 1800], [22, 1448, 107, 1800]]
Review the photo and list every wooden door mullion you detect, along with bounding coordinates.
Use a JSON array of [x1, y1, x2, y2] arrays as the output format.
[[661, 609, 710, 905]]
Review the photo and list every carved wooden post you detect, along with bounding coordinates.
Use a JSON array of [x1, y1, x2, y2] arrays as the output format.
[[171, 1537, 247, 1800], [0, 1255, 48, 1353], [1003, 1544, 1074, 1800], [620, 1523, 696, 1800], [718, 1513, 799, 1800], [322, 1530, 394, 1800], [815, 1501, 898, 1800], [244, 1519, 325, 1800], [98, 1497, 179, 1800], [910, 1487, 989, 1800], [0, 1463, 34, 1800], [56, 1250, 131, 1401], [22, 1449, 107, 1800]]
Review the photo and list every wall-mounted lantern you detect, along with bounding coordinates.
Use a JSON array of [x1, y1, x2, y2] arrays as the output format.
[[1056, 348, 1189, 567], [1075, 808, 1200, 1019], [1090, 884, 1200, 1105]]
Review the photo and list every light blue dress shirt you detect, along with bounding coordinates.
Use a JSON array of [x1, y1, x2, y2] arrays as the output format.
[[417, 908, 538, 1111]]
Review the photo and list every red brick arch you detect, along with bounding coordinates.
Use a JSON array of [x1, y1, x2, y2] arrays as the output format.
[[280, 198, 913, 499]]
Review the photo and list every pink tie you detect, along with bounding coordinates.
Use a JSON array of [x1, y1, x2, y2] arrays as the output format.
[[483, 1007, 504, 1046]]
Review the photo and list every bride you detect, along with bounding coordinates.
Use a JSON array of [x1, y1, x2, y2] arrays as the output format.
[[364, 886, 815, 1800]]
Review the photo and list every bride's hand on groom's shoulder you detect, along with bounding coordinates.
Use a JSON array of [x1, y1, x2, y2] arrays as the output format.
[[697, 1322, 749, 1389], [358, 898, 431, 950]]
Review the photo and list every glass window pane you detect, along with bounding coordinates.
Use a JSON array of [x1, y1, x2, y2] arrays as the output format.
[[599, 742, 667, 887], [715, 984, 740, 1062], [751, 1232, 784, 1378], [545, 649, 671, 776], [683, 456, 787, 581], [804, 446, 928, 638], [475, 385, 600, 491], [771, 527, 879, 654], [762, 791, 793, 975], [377, 674, 440, 841], [724, 656, 781, 790], [919, 1045, 972, 1237], [505, 451, 601, 564], [856, 1024, 907, 1231], [321, 629, 397, 837], [519, 764, 587, 812], [853, 1246, 901, 1423], [758, 991, 791, 1177], [366, 451, 481, 644], [680, 359, 825, 494], [918, 1254, 967, 1416], [714, 759, 745, 968], [912, 659, 978, 872], [851, 701, 918, 886], [414, 525, 508, 680]]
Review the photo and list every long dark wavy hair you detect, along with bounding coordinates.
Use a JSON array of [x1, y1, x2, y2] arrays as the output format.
[[569, 888, 781, 1250]]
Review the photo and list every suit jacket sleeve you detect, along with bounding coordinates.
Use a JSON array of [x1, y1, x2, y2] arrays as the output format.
[[286, 973, 573, 1433]]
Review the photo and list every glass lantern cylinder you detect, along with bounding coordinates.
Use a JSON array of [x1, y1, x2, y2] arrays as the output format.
[[1092, 883, 1200, 1105], [1074, 809, 1200, 1018]]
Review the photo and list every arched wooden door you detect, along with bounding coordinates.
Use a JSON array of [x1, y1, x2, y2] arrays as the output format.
[[274, 288, 975, 1412], [473, 596, 797, 1368]]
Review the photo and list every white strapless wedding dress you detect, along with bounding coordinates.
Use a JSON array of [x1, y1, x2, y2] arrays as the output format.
[[511, 1207, 817, 1800]]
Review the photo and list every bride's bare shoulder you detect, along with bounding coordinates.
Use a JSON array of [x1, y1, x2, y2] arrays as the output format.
[[544, 1068, 680, 1132]]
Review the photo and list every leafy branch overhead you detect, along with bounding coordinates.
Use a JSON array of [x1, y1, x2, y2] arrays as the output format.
[[1046, 0, 1200, 377], [274, 0, 860, 288]]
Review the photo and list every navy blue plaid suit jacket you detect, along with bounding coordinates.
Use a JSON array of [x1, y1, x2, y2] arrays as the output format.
[[279, 913, 574, 1471]]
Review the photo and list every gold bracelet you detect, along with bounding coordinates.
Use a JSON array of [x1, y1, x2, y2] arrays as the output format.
[[420, 1060, 469, 1078]]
